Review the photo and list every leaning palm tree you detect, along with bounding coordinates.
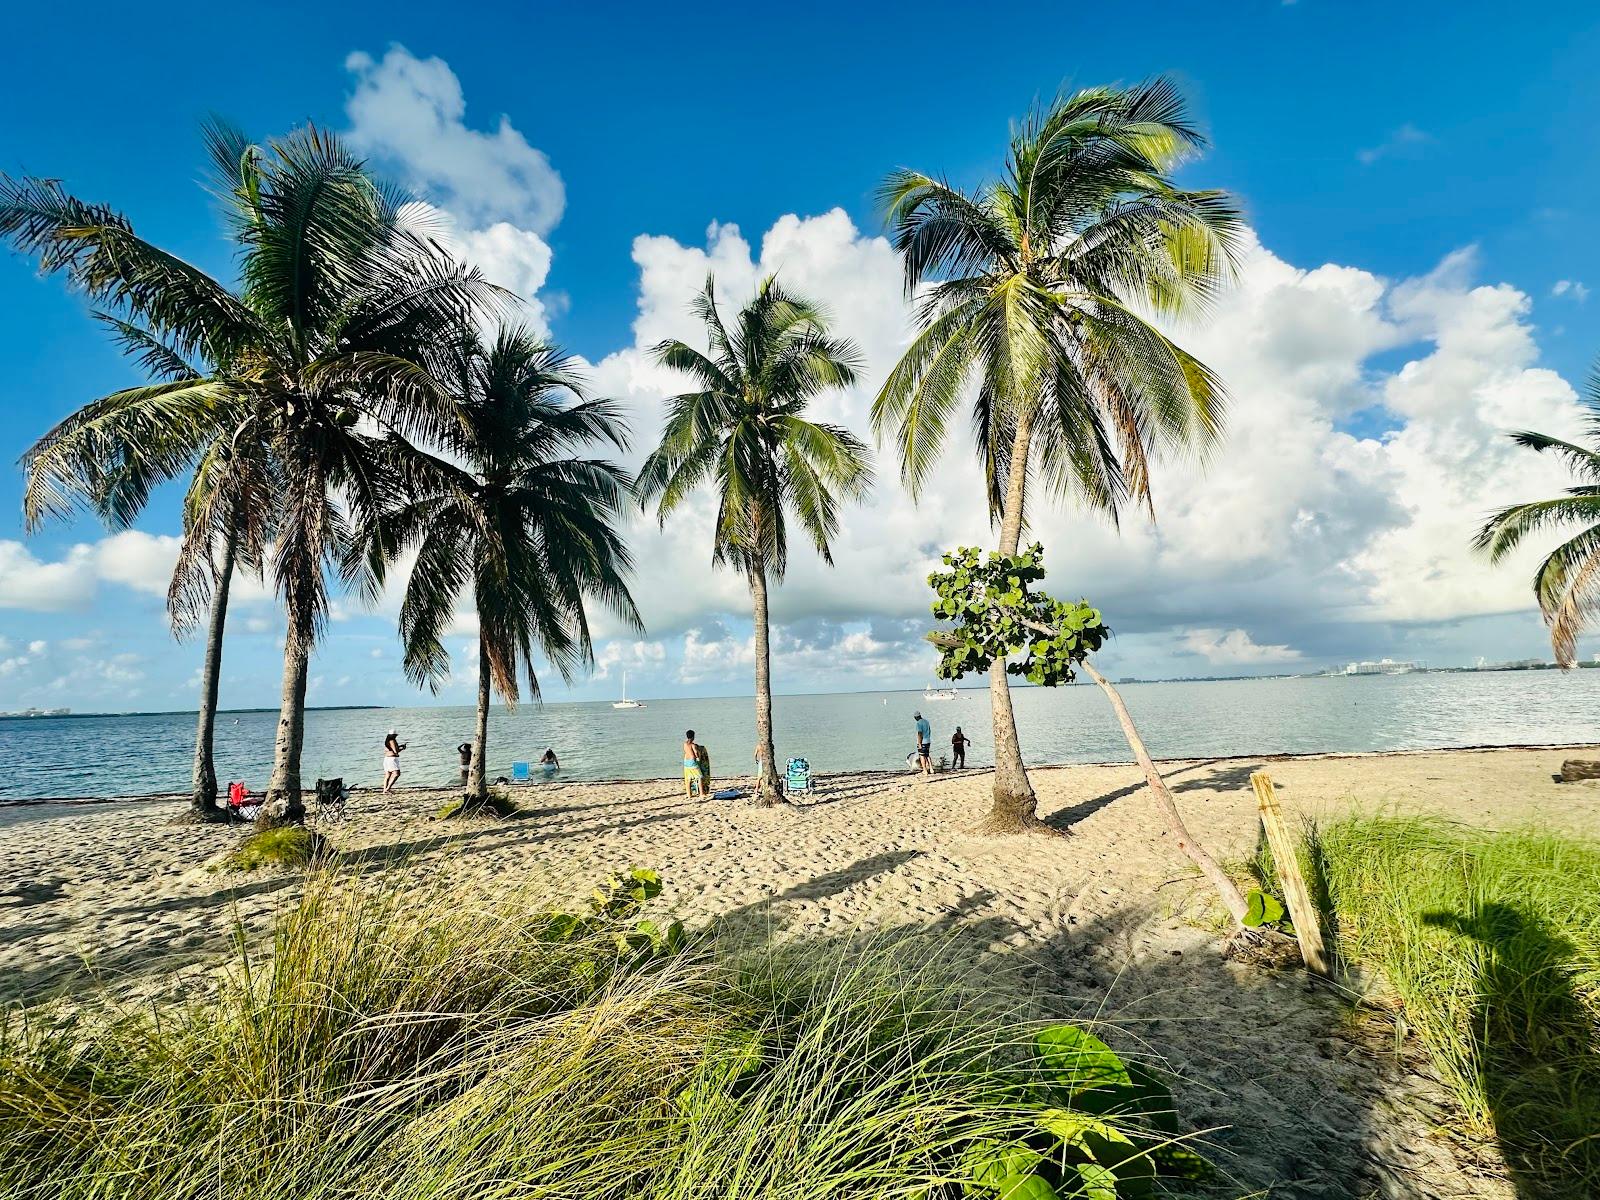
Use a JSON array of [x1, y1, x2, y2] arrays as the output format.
[[361, 327, 642, 809], [873, 79, 1243, 833], [20, 309, 275, 820], [637, 275, 871, 803], [1, 122, 501, 822], [1475, 364, 1600, 665]]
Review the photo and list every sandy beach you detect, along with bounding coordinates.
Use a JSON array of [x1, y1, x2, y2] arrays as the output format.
[[5, 745, 1599, 1198]]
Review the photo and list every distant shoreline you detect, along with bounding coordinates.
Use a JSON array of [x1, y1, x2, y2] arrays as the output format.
[[2, 662, 1589, 720], [5, 739, 1596, 809]]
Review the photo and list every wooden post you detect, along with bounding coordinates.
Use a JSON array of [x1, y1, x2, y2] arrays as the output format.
[[1250, 771, 1330, 976]]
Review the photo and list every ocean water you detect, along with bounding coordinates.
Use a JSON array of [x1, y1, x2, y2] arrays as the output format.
[[3, 672, 1600, 803], [2, 669, 1598, 802]]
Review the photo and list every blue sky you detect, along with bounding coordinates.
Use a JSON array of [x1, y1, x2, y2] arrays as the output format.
[[2, 1, 1599, 712]]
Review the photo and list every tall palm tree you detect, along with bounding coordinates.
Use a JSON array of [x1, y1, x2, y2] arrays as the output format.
[[637, 275, 871, 803], [1, 122, 501, 822], [1475, 365, 1600, 665], [22, 313, 276, 820], [362, 327, 642, 807], [873, 79, 1244, 833]]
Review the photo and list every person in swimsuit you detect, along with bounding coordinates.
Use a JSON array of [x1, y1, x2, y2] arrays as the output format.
[[382, 729, 406, 792], [457, 742, 472, 788], [951, 726, 971, 769], [683, 730, 701, 797], [540, 748, 559, 776]]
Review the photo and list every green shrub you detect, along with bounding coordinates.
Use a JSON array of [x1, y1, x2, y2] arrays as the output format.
[[436, 786, 520, 820], [0, 873, 1209, 1200], [1314, 816, 1600, 1197], [214, 826, 325, 872]]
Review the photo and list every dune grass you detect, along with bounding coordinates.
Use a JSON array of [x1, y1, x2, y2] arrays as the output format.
[[0, 874, 1206, 1200], [436, 787, 520, 820], [1312, 815, 1600, 1198], [215, 824, 326, 871]]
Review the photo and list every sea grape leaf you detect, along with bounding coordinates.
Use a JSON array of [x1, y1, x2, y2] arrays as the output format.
[[964, 1141, 1046, 1190], [1072, 1163, 1118, 1200], [994, 1174, 1060, 1200], [1035, 1025, 1132, 1095]]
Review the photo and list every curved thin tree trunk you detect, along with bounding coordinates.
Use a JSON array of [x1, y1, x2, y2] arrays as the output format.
[[1081, 660, 1249, 926], [189, 512, 239, 821], [979, 407, 1044, 835], [468, 635, 491, 807], [263, 610, 311, 826], [749, 563, 783, 806]]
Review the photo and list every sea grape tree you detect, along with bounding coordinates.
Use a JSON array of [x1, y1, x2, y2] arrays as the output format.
[[927, 543, 1257, 935], [928, 545, 1109, 688]]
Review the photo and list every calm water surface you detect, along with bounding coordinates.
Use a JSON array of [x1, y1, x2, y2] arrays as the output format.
[[2, 670, 1596, 802]]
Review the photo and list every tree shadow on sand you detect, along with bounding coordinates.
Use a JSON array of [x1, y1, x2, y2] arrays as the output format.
[[749, 899, 1435, 1199], [1421, 903, 1600, 1199]]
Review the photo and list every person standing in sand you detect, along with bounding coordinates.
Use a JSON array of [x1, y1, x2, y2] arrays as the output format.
[[913, 711, 933, 777], [457, 741, 472, 788], [683, 730, 702, 797], [951, 725, 971, 769], [382, 729, 406, 792]]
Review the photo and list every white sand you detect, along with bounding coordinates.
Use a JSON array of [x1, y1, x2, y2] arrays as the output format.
[[5, 746, 1598, 1197]]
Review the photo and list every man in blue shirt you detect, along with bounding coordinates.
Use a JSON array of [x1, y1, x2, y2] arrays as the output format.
[[913, 711, 933, 777]]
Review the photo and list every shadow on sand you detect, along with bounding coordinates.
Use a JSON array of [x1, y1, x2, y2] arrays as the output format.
[[1420, 903, 1600, 1199]]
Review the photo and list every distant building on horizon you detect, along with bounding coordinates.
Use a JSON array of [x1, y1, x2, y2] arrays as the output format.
[[1343, 659, 1419, 675]]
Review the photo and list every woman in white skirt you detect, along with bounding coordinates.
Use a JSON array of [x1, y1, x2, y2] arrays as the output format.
[[382, 728, 406, 792]]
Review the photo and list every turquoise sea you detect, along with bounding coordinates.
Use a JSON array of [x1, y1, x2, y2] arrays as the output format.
[[2, 669, 1597, 802]]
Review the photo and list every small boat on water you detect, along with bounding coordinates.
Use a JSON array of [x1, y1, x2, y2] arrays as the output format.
[[922, 684, 959, 701], [612, 670, 645, 709]]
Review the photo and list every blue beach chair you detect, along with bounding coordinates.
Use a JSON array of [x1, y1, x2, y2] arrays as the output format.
[[512, 761, 530, 782], [785, 757, 812, 794]]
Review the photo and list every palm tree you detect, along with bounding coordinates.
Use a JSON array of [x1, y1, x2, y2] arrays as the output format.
[[873, 79, 1244, 833], [19, 302, 275, 821], [1475, 365, 1600, 665], [1, 122, 501, 823], [362, 327, 642, 808], [637, 275, 871, 803]]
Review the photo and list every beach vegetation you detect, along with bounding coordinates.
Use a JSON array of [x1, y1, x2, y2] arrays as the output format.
[[215, 825, 327, 872], [874, 79, 1243, 834], [637, 275, 872, 805], [362, 326, 640, 807], [0, 123, 502, 825], [928, 543, 1257, 934], [1474, 359, 1600, 665], [1314, 815, 1600, 1197], [0, 873, 1209, 1200], [435, 785, 520, 820], [3, 199, 277, 823]]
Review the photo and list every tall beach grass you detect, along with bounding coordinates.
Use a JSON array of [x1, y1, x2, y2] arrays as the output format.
[[1313, 815, 1600, 1198], [0, 874, 1193, 1200]]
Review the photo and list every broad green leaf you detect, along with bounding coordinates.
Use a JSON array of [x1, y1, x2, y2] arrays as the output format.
[[1035, 1025, 1132, 1094], [1072, 1163, 1118, 1200]]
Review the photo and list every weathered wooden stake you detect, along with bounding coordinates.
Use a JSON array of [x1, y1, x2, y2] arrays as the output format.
[[1250, 771, 1330, 977]]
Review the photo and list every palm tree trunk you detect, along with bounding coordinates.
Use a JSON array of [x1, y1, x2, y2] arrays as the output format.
[[749, 563, 783, 806], [189, 512, 238, 822], [1081, 660, 1249, 926], [468, 635, 491, 807], [263, 610, 311, 826], [979, 406, 1043, 835]]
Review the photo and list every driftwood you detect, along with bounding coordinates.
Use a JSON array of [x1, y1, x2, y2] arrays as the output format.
[[1250, 771, 1331, 977], [1559, 758, 1600, 782]]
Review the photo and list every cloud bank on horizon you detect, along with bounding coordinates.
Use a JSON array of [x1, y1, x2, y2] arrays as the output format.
[[0, 46, 1586, 710]]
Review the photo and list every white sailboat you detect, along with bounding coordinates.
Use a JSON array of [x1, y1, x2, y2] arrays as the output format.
[[612, 670, 645, 709]]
